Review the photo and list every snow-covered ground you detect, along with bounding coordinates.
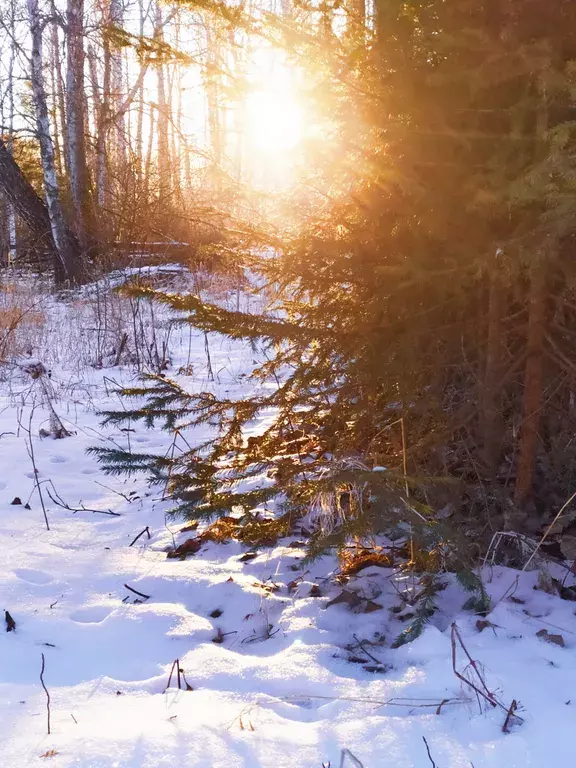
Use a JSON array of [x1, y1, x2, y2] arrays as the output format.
[[1, 275, 576, 767]]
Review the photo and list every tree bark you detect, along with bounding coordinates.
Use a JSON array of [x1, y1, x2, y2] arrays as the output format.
[[110, 0, 127, 165], [6, 0, 17, 262], [0, 139, 57, 259], [51, 22, 69, 181], [482, 256, 505, 472], [514, 268, 547, 509], [27, 0, 83, 284], [94, 29, 112, 212], [66, 0, 91, 246], [154, 3, 171, 197], [205, 23, 222, 192]]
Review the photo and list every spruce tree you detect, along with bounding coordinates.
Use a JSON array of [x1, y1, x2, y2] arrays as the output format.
[[91, 0, 576, 555]]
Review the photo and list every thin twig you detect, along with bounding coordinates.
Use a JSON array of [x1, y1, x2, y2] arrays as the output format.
[[522, 489, 576, 572], [339, 749, 364, 768], [422, 738, 437, 768], [93, 479, 133, 503], [451, 623, 498, 710], [283, 694, 468, 710], [166, 659, 178, 690], [46, 485, 121, 516], [451, 623, 521, 723], [502, 699, 518, 733], [124, 583, 151, 600], [40, 653, 51, 735], [129, 526, 151, 547], [352, 634, 382, 665], [20, 406, 50, 531]]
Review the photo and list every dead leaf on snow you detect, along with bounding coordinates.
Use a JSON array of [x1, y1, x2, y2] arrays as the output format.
[[166, 537, 202, 559], [536, 629, 565, 647], [325, 590, 362, 609], [360, 599, 383, 613], [476, 619, 498, 633], [40, 750, 58, 759]]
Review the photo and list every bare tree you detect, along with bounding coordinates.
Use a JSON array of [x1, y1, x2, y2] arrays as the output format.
[[27, 0, 83, 283], [1, 0, 19, 263]]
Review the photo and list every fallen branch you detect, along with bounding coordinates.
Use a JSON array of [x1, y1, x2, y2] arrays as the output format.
[[502, 699, 519, 734], [46, 484, 121, 517], [129, 526, 151, 547], [352, 634, 382, 665], [283, 694, 469, 711], [40, 653, 51, 735], [124, 583, 151, 600], [422, 737, 437, 768], [93, 480, 133, 503], [522, 489, 576, 573], [339, 749, 364, 768]]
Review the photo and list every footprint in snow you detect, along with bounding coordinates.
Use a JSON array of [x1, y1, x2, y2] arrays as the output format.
[[49, 456, 67, 464], [14, 568, 53, 585], [70, 606, 113, 624]]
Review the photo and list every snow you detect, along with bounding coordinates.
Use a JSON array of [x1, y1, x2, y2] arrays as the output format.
[[1, 278, 575, 766]]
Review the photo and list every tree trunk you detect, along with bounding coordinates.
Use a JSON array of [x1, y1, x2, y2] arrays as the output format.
[[51, 22, 69, 182], [27, 0, 83, 283], [94, 27, 112, 212], [514, 268, 547, 510], [0, 139, 58, 259], [205, 24, 222, 192], [135, 0, 146, 184], [6, 0, 17, 262], [155, 4, 171, 198], [482, 256, 505, 472], [110, 0, 127, 166], [66, 0, 91, 246], [346, 0, 365, 37]]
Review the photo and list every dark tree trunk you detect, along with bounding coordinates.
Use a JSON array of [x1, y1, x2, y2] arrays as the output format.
[[66, 0, 92, 247], [482, 265, 505, 472], [0, 139, 56, 254], [0, 138, 82, 283], [514, 268, 546, 510]]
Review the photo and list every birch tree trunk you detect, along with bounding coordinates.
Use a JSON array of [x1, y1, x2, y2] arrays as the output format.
[[6, 0, 17, 263], [27, 0, 83, 283]]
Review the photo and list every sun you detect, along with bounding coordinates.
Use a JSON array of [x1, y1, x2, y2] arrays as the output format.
[[244, 72, 304, 155]]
